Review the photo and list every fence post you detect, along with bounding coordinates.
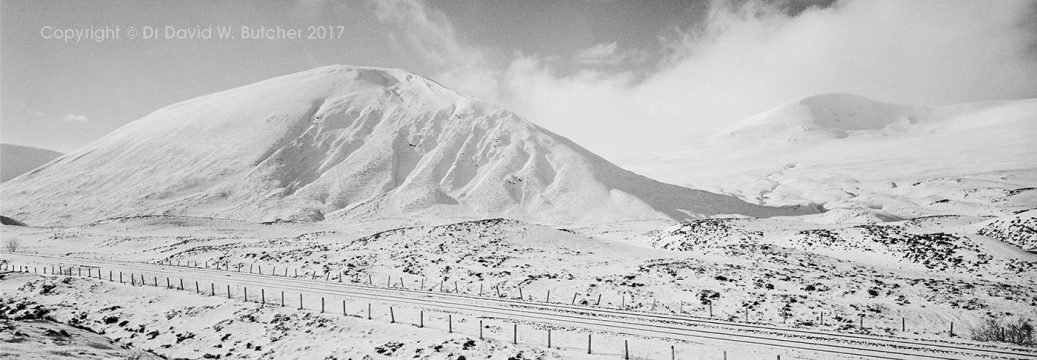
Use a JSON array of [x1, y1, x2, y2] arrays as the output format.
[[211, 283, 215, 296], [166, 277, 170, 288], [547, 290, 550, 303], [479, 320, 483, 339], [495, 286, 501, 298], [902, 317, 906, 332], [449, 315, 453, 333], [227, 285, 231, 299], [572, 292, 579, 305], [625, 340, 629, 360], [419, 310, 423, 327], [588, 333, 592, 354], [548, 328, 552, 348], [513, 323, 517, 344], [421, 278, 425, 290], [342, 300, 346, 315], [455, 281, 458, 293], [367, 303, 371, 320], [299, 294, 303, 310], [389, 307, 394, 323], [119, 272, 123, 283], [261, 289, 265, 305], [179, 279, 184, 290], [321, 297, 325, 313], [245, 287, 248, 302], [519, 287, 523, 300], [596, 294, 602, 306], [671, 345, 675, 360], [282, 291, 285, 307], [479, 283, 483, 296]]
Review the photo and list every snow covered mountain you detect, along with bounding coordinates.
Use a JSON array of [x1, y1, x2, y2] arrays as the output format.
[[637, 93, 1037, 220], [0, 65, 814, 225], [0, 144, 62, 182], [714, 93, 933, 143]]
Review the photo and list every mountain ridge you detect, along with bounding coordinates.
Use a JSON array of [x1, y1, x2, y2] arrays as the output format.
[[1, 65, 816, 225], [0, 143, 62, 182], [636, 93, 1037, 219]]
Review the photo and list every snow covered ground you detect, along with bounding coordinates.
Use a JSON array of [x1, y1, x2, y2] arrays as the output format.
[[2, 212, 1035, 358]]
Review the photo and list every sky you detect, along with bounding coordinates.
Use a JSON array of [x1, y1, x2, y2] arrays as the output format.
[[2, 0, 1036, 166]]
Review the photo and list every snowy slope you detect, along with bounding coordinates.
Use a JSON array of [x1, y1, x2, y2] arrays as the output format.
[[0, 144, 62, 182], [0, 65, 813, 225], [637, 94, 1037, 219]]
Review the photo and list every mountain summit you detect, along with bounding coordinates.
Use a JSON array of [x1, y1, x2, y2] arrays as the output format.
[[1, 65, 814, 225], [715, 93, 933, 143]]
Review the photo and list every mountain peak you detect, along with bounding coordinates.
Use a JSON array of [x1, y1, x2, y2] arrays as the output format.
[[2, 65, 815, 225], [717, 93, 930, 143]]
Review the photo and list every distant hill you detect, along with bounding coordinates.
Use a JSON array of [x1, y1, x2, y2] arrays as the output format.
[[1, 144, 61, 182], [637, 93, 1037, 219]]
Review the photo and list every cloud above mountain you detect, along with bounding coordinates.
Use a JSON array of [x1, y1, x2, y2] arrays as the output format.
[[368, 0, 1037, 164]]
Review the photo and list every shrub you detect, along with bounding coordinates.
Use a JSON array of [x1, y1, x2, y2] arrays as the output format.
[[971, 318, 1036, 346], [2, 237, 18, 252], [125, 348, 151, 360]]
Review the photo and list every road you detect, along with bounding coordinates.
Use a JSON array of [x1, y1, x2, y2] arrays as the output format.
[[4, 253, 1035, 360]]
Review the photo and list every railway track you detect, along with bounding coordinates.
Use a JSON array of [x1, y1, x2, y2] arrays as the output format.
[[4, 253, 1035, 360]]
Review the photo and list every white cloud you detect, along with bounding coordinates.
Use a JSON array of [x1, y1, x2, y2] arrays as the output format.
[[364, 0, 505, 101], [62, 114, 90, 123], [574, 42, 648, 66], [366, 0, 1037, 165]]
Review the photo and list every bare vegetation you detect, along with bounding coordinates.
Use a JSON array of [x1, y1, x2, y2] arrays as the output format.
[[971, 318, 1036, 346], [2, 237, 18, 253]]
